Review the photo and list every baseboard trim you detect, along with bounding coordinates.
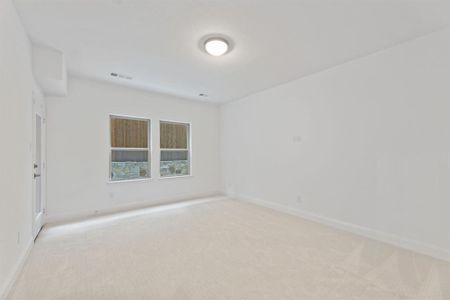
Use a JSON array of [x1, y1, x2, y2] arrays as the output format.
[[45, 192, 225, 225], [0, 239, 33, 300], [236, 195, 450, 262]]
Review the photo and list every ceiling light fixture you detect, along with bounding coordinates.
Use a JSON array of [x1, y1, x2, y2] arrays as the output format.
[[204, 37, 230, 56]]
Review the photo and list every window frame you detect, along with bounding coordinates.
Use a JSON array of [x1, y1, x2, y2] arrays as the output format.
[[159, 120, 192, 179], [108, 114, 152, 183]]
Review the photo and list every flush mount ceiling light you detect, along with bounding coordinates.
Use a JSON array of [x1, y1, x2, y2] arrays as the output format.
[[204, 37, 230, 56]]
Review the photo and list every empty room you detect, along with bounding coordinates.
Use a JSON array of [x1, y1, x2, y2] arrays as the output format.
[[1, 0, 450, 299]]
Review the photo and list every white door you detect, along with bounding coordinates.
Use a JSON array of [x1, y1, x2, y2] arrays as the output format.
[[32, 112, 44, 239]]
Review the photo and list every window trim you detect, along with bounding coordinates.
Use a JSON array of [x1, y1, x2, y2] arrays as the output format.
[[159, 120, 192, 178], [108, 114, 152, 183]]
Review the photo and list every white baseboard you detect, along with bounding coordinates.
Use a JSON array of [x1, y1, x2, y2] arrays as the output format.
[[0, 239, 33, 300], [236, 195, 450, 262], [45, 192, 225, 225]]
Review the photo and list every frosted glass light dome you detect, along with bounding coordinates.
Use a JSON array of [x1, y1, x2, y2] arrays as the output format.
[[204, 38, 229, 56]]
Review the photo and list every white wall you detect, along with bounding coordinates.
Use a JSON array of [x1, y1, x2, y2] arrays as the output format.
[[32, 44, 67, 96], [221, 28, 450, 259], [0, 0, 44, 297], [45, 76, 221, 222]]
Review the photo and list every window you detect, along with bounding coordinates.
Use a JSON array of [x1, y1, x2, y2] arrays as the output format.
[[160, 121, 190, 177], [110, 115, 150, 181]]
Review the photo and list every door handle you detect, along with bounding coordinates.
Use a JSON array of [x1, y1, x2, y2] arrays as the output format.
[[34, 173, 41, 179]]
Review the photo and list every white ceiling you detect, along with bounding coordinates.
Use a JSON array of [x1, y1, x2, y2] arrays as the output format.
[[14, 0, 450, 103]]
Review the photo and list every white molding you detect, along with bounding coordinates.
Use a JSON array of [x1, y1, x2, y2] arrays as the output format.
[[236, 195, 450, 263], [45, 192, 225, 225], [0, 239, 33, 300]]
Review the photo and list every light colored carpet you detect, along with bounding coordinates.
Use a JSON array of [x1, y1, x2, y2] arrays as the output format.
[[8, 197, 450, 300]]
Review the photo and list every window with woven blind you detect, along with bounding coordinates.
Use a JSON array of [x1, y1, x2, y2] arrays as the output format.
[[110, 115, 151, 181], [160, 121, 190, 177]]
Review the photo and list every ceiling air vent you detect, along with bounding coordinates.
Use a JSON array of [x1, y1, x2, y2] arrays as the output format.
[[110, 72, 133, 80]]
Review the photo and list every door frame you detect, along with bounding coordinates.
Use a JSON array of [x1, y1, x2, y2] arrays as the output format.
[[32, 95, 46, 240]]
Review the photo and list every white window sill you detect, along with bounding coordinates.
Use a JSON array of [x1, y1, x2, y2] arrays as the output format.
[[107, 178, 152, 184], [158, 175, 193, 180]]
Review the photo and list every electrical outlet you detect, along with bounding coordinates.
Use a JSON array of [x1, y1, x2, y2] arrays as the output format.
[[296, 195, 302, 204], [227, 185, 235, 198], [293, 136, 302, 143], [17, 232, 21, 244], [109, 192, 115, 199]]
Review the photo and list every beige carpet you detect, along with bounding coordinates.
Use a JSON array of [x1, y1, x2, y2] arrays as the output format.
[[8, 197, 450, 300]]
